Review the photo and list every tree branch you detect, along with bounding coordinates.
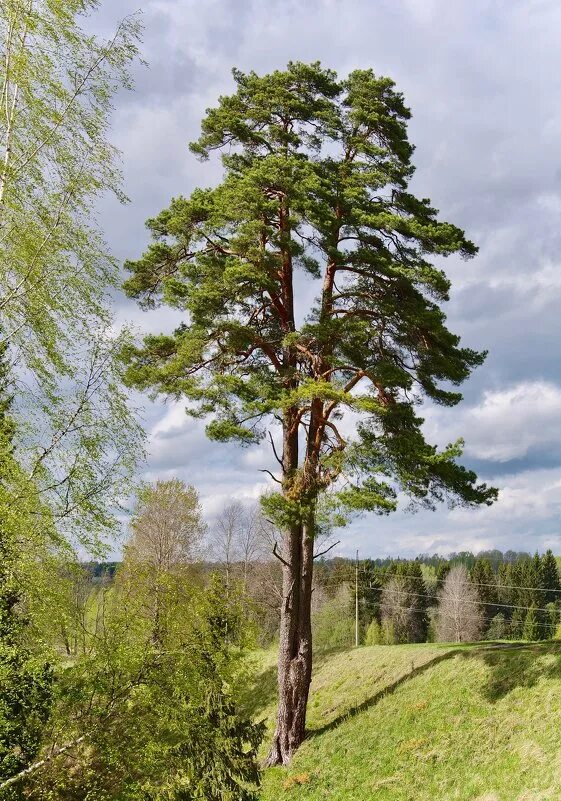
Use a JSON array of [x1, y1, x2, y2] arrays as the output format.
[[268, 430, 283, 467], [272, 541, 291, 568], [0, 735, 89, 791], [323, 420, 346, 448], [259, 469, 282, 484], [313, 540, 340, 560]]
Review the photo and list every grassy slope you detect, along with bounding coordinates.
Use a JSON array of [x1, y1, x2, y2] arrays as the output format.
[[251, 642, 561, 801]]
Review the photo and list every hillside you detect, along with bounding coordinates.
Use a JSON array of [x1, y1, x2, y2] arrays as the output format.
[[250, 642, 561, 801]]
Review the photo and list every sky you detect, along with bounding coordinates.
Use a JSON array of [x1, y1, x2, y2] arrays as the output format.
[[91, 0, 561, 559]]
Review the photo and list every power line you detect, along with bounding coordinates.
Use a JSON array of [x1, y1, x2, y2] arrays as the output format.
[[354, 568, 561, 597], [372, 602, 559, 631], [376, 588, 560, 617]]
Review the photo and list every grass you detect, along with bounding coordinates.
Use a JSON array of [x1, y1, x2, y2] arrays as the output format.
[[250, 642, 561, 801]]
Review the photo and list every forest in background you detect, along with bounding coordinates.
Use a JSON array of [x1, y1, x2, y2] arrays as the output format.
[[84, 524, 561, 653]]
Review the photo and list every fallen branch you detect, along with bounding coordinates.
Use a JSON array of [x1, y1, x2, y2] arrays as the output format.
[[0, 735, 88, 791]]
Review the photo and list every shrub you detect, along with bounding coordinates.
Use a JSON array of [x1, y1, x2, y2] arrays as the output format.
[[486, 613, 507, 640], [364, 619, 382, 645], [312, 585, 355, 651]]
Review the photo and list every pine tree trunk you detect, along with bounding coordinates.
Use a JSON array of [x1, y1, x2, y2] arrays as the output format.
[[265, 405, 316, 766], [266, 520, 314, 766]]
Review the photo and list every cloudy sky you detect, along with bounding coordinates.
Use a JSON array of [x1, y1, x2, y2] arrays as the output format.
[[92, 0, 561, 559]]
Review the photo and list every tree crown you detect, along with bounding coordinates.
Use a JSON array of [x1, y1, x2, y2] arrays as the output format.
[[123, 62, 496, 525]]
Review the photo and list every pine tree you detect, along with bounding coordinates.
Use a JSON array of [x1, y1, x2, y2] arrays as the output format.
[[358, 561, 382, 634], [497, 562, 513, 618], [486, 613, 507, 640], [436, 561, 451, 585], [470, 558, 498, 620], [401, 561, 429, 642], [379, 561, 428, 643], [531, 552, 546, 607], [510, 608, 524, 640], [522, 605, 541, 641], [511, 557, 545, 612], [123, 62, 496, 763], [541, 550, 560, 605], [544, 603, 558, 639]]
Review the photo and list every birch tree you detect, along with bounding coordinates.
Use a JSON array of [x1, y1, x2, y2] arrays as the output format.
[[124, 479, 205, 644], [436, 565, 483, 643], [210, 501, 244, 590], [0, 0, 140, 369], [0, 0, 143, 546], [127, 479, 205, 571]]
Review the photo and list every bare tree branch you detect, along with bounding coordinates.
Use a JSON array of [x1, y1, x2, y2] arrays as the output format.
[[272, 541, 291, 569], [268, 430, 283, 466], [259, 468, 282, 484], [313, 540, 340, 560]]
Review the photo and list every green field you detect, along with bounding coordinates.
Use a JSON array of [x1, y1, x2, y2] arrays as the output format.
[[252, 643, 561, 801]]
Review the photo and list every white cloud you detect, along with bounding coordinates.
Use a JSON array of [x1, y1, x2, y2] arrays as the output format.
[[451, 468, 561, 524], [425, 381, 561, 462]]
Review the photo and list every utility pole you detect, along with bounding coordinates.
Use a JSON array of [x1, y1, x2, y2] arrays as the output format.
[[355, 549, 359, 647]]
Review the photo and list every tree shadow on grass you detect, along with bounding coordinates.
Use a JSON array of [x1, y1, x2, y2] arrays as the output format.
[[243, 642, 561, 742], [304, 642, 561, 741], [240, 661, 278, 720], [458, 641, 561, 703], [306, 647, 463, 739]]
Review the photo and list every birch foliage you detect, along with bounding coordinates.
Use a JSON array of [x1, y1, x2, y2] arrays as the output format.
[[0, 0, 144, 545]]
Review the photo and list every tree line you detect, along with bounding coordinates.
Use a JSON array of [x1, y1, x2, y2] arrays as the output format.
[[89, 527, 561, 651], [308, 550, 561, 647]]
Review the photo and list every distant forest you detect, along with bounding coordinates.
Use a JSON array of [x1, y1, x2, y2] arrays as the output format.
[[84, 548, 561, 649], [85, 548, 543, 579]]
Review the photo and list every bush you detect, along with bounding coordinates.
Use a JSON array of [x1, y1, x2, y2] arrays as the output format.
[[364, 619, 381, 645], [312, 585, 355, 650], [486, 613, 507, 640], [31, 575, 263, 800]]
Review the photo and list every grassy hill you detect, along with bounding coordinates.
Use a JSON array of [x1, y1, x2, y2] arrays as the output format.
[[248, 642, 561, 801]]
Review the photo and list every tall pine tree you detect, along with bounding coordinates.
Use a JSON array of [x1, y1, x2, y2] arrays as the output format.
[[123, 63, 496, 763], [470, 558, 497, 624]]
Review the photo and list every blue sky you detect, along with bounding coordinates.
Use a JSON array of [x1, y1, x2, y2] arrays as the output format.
[[93, 0, 561, 558]]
